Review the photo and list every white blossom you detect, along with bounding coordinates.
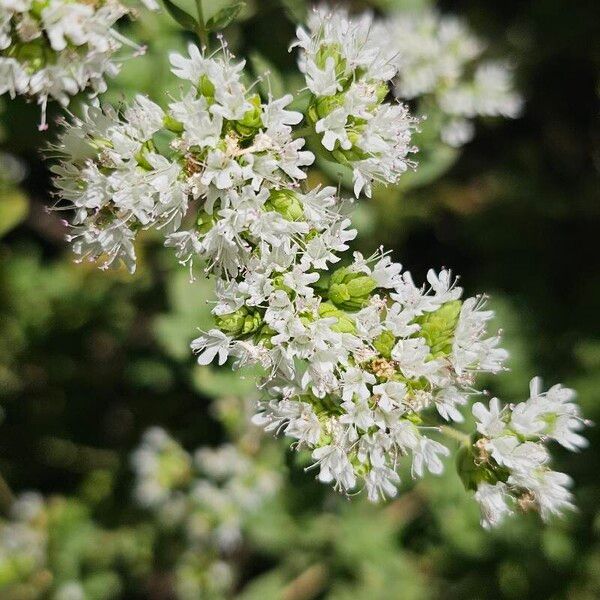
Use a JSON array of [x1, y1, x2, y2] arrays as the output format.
[[0, 0, 151, 129]]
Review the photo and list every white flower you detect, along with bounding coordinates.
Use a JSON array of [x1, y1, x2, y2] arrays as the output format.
[[285, 405, 322, 446], [435, 386, 468, 422], [509, 470, 575, 522], [475, 482, 513, 529], [294, 5, 416, 197], [386, 8, 521, 148], [191, 330, 232, 366], [412, 437, 449, 477], [312, 444, 356, 492], [341, 367, 376, 402], [340, 397, 376, 432], [487, 437, 548, 472], [391, 337, 441, 379], [0, 0, 148, 129], [365, 465, 400, 502], [372, 381, 407, 412], [472, 397, 505, 437], [42, 1, 94, 52]]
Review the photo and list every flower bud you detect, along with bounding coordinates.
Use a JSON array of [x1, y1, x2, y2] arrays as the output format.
[[416, 300, 462, 358], [163, 114, 184, 133], [216, 307, 262, 336], [134, 145, 154, 171], [271, 274, 293, 295], [196, 211, 216, 235], [456, 445, 480, 491], [318, 302, 356, 334], [159, 449, 193, 489], [197, 74, 216, 100], [30, 0, 47, 19], [234, 94, 263, 137], [313, 93, 345, 120], [327, 267, 377, 311], [373, 330, 396, 359], [314, 43, 348, 86], [456, 443, 507, 492], [264, 189, 304, 222], [12, 40, 47, 72]]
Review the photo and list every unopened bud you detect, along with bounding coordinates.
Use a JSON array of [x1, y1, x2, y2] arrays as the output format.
[[216, 306, 262, 336], [416, 300, 462, 358], [163, 114, 184, 133], [264, 189, 304, 221], [196, 210, 216, 235], [197, 74, 215, 100], [234, 94, 263, 137], [318, 302, 356, 334], [327, 266, 377, 311]]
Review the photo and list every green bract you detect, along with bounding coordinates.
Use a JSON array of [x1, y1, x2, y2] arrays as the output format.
[[234, 94, 263, 137], [373, 330, 396, 359], [318, 302, 356, 333], [264, 189, 305, 221], [327, 266, 377, 311], [415, 299, 462, 358], [216, 307, 263, 336]]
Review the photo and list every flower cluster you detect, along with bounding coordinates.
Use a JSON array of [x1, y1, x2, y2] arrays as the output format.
[[462, 378, 589, 528], [384, 7, 523, 146], [131, 427, 281, 597], [52, 44, 317, 275], [0, 0, 153, 129], [50, 3, 588, 526], [293, 5, 416, 197], [194, 246, 508, 502]]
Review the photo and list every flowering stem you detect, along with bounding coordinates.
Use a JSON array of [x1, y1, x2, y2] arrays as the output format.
[[194, 0, 208, 48], [439, 425, 471, 446]]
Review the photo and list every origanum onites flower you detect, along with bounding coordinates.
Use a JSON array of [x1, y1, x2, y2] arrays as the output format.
[[0, 0, 153, 129]]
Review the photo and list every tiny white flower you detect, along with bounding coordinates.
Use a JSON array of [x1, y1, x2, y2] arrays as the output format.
[[191, 329, 232, 366], [475, 482, 513, 529]]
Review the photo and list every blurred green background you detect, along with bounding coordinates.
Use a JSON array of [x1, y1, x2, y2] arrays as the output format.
[[0, 0, 599, 598]]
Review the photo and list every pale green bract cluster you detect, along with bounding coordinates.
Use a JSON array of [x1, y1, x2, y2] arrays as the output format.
[[0, 0, 156, 129], [48, 3, 587, 528]]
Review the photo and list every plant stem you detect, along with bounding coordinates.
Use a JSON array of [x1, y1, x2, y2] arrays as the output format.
[[194, 0, 208, 48], [439, 425, 471, 446]]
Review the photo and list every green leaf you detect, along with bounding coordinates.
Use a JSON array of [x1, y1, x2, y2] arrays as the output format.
[[161, 0, 199, 33], [0, 190, 28, 238], [205, 1, 245, 31], [279, 0, 307, 22]]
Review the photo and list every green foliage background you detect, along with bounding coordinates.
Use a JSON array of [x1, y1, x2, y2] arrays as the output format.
[[0, 0, 599, 598]]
